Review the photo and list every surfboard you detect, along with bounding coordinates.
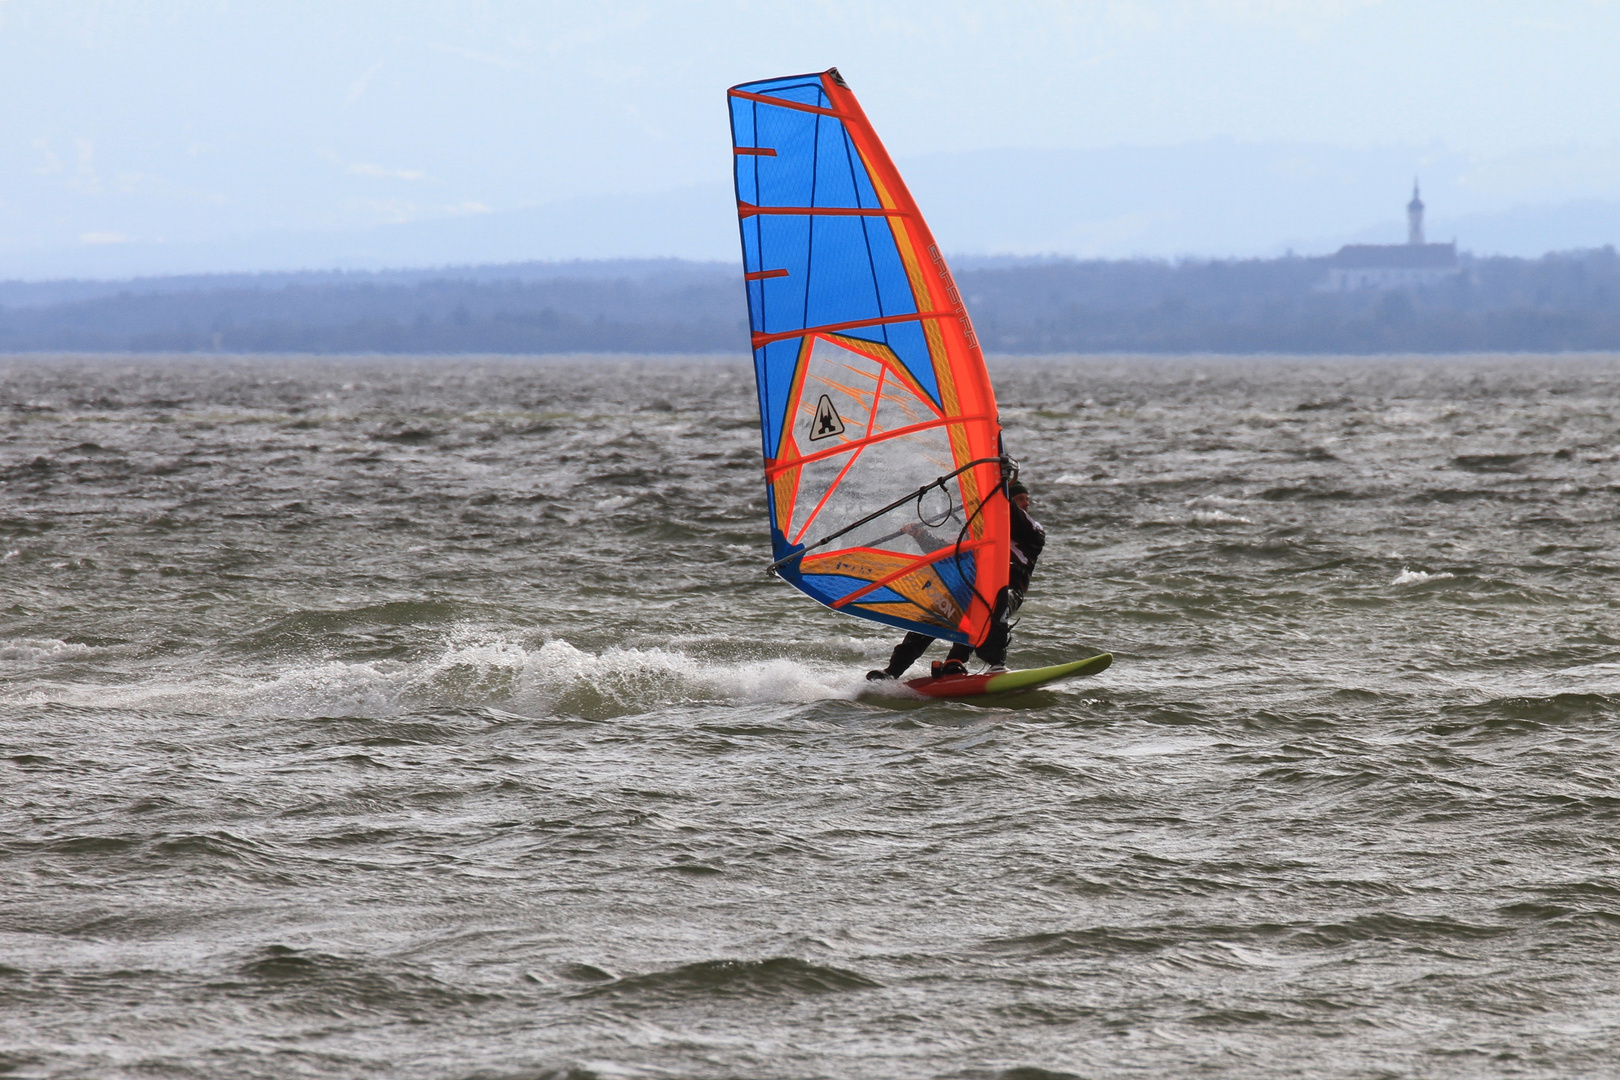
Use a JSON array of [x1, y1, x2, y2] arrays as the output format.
[[902, 653, 1113, 698]]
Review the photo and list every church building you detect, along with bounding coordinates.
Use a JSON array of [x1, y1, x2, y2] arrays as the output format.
[[1321, 182, 1460, 291]]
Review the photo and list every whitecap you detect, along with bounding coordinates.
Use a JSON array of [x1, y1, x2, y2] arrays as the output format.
[[0, 637, 102, 664], [1188, 509, 1255, 526], [1392, 567, 1454, 585], [224, 633, 861, 719], [1186, 495, 1252, 508], [1, 629, 863, 721]]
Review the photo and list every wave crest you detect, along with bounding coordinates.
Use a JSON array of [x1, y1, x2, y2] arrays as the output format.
[[576, 957, 880, 1003], [2, 632, 860, 721], [1392, 567, 1455, 585]]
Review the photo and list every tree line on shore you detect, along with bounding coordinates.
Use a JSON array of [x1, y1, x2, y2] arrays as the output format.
[[1, 247, 1618, 354]]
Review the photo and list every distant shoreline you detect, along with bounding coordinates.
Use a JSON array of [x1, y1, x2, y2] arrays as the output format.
[[4, 251, 1620, 355]]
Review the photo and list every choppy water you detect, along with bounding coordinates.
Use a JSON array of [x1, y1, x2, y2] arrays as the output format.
[[4, 353, 1620, 1079]]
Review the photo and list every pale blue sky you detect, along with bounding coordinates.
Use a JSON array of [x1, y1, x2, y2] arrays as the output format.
[[3, 1, 1620, 275]]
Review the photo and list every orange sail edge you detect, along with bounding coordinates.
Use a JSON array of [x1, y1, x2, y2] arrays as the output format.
[[814, 67, 1011, 644]]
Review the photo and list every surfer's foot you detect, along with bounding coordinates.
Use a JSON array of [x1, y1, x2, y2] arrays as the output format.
[[932, 660, 968, 677], [984, 664, 1008, 674], [866, 669, 896, 681]]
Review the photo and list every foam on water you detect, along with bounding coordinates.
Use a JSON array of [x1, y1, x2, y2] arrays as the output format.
[[0, 630, 862, 721], [1186, 495, 1255, 509], [1187, 508, 1257, 526], [1392, 567, 1456, 585], [0, 637, 105, 664]]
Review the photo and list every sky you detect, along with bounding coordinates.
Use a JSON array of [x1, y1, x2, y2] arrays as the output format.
[[4, 0, 1620, 277]]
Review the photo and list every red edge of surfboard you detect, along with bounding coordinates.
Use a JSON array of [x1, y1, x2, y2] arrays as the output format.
[[902, 653, 1113, 699]]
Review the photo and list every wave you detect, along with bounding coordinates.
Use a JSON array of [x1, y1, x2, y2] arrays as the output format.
[[219, 945, 494, 1013], [575, 957, 880, 1003], [984, 912, 1516, 958], [0, 631, 865, 721], [1188, 509, 1256, 526], [0, 637, 106, 664], [1185, 495, 1255, 509], [1439, 690, 1620, 729], [1392, 567, 1455, 585]]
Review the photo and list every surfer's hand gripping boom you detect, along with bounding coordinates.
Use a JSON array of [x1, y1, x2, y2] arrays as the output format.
[[766, 455, 1013, 576]]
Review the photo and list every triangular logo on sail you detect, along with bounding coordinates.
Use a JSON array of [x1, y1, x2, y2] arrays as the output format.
[[809, 394, 846, 441]]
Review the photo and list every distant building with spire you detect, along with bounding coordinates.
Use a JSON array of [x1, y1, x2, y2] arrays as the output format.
[[1321, 179, 1459, 291]]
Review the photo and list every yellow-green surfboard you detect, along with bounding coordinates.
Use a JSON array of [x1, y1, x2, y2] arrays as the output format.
[[906, 653, 1113, 698]]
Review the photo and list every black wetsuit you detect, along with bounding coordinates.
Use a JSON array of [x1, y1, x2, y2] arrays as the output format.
[[881, 500, 1045, 675]]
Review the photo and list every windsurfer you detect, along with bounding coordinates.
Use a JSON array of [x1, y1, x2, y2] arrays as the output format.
[[867, 479, 1046, 680]]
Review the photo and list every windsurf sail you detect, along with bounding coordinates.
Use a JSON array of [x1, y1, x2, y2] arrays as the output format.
[[727, 67, 1009, 645]]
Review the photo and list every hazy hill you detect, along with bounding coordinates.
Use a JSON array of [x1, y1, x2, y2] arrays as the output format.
[[14, 144, 1620, 280], [2, 250, 1619, 355]]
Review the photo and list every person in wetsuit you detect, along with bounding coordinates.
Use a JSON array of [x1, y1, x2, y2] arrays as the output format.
[[866, 478, 1045, 680]]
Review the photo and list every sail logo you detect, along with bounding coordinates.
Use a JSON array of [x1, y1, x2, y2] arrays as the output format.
[[809, 394, 846, 441]]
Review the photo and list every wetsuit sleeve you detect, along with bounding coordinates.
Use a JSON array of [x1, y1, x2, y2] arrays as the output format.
[[1012, 507, 1045, 566], [907, 527, 952, 555], [1008, 505, 1045, 592]]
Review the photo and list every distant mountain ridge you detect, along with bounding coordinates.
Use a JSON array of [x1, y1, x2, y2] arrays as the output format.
[[5, 250, 1620, 355], [8, 142, 1620, 280], [0, 259, 733, 310]]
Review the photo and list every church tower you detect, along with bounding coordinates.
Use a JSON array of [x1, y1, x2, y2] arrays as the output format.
[[1323, 180, 1457, 290], [1407, 178, 1425, 245]]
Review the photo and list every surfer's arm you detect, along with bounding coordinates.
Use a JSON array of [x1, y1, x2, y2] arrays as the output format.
[[1010, 506, 1046, 565], [1008, 505, 1045, 591], [901, 522, 951, 554]]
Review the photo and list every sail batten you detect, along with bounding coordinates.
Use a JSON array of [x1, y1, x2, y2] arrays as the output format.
[[729, 68, 1009, 644], [750, 310, 951, 349]]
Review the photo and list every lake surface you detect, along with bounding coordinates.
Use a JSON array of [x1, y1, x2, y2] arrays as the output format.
[[4, 353, 1620, 1079]]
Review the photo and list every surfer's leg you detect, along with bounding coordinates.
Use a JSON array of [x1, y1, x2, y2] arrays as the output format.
[[933, 640, 972, 677], [975, 587, 1022, 666], [882, 632, 936, 677]]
